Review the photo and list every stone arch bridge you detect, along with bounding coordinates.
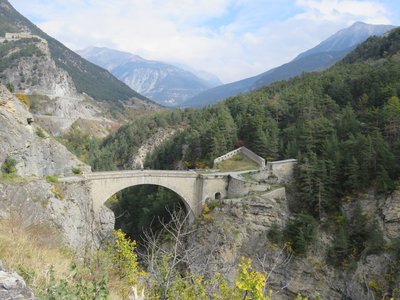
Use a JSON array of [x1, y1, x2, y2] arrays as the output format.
[[61, 170, 229, 220]]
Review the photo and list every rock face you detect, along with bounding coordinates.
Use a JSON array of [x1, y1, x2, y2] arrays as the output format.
[[0, 179, 114, 250], [187, 187, 400, 299], [132, 127, 180, 169], [0, 84, 90, 176], [0, 261, 38, 300], [0, 1, 162, 136], [0, 83, 113, 251], [189, 191, 290, 280], [381, 190, 400, 239], [0, 36, 122, 135], [0, 37, 77, 97]]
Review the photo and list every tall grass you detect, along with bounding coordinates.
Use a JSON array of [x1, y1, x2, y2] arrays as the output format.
[[0, 216, 72, 291], [0, 215, 136, 299]]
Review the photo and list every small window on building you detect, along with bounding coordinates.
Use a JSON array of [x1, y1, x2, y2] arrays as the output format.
[[215, 192, 221, 200]]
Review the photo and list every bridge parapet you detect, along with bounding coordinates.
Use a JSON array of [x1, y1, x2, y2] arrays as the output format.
[[82, 170, 199, 180], [60, 169, 230, 219]]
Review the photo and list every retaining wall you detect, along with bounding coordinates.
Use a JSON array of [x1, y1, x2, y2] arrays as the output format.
[[213, 147, 265, 169], [227, 174, 270, 197], [266, 159, 297, 183]]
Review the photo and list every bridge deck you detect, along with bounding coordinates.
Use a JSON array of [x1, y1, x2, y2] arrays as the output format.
[[59, 170, 199, 182]]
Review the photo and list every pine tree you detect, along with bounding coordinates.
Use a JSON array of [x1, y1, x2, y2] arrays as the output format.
[[265, 118, 280, 160], [252, 125, 269, 158], [383, 96, 400, 142], [327, 225, 350, 267], [344, 156, 361, 192]]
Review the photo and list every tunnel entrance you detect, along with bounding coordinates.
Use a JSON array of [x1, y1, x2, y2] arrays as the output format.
[[105, 184, 186, 243]]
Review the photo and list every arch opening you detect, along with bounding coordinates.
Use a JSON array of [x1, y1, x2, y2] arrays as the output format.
[[105, 184, 189, 243], [215, 192, 221, 200]]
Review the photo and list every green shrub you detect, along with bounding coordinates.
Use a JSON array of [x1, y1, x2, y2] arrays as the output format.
[[209, 199, 221, 210], [267, 223, 284, 244], [45, 175, 59, 183], [40, 264, 109, 299], [36, 127, 46, 138], [1, 156, 17, 175], [17, 265, 36, 285], [72, 167, 82, 175], [284, 214, 318, 255], [5, 82, 14, 92]]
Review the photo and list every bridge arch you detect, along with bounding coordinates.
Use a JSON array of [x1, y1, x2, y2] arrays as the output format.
[[86, 170, 204, 219]]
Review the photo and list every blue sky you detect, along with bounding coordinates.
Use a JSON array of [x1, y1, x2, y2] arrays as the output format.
[[8, 0, 400, 83]]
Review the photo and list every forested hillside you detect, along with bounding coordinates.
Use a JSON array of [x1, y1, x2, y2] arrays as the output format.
[[78, 26, 400, 203], [67, 28, 400, 256], [147, 27, 400, 209]]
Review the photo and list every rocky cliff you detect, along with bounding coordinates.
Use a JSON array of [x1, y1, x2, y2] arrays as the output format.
[[0, 34, 112, 135], [0, 0, 164, 136], [0, 81, 114, 250], [187, 187, 400, 299], [0, 83, 89, 176], [0, 179, 114, 250], [0, 37, 77, 97]]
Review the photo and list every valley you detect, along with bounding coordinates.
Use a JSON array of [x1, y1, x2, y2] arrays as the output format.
[[1, 0, 400, 299]]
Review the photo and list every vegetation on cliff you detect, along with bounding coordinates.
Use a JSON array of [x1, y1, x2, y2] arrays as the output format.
[[51, 26, 400, 299], [85, 27, 400, 203], [64, 26, 400, 266], [1, 213, 309, 300]]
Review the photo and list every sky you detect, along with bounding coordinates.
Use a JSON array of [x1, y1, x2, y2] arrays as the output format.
[[8, 0, 400, 83]]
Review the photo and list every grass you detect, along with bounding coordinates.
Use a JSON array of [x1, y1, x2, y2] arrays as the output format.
[[45, 175, 59, 183], [216, 153, 259, 171], [240, 172, 257, 182], [51, 186, 64, 200], [0, 216, 134, 299], [0, 175, 36, 183], [0, 217, 72, 292]]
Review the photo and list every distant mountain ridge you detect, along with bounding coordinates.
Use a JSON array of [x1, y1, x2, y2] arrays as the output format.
[[183, 21, 395, 107], [77, 47, 222, 106], [294, 21, 394, 61]]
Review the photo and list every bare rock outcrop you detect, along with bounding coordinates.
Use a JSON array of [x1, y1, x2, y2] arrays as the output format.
[[0, 179, 114, 250], [0, 261, 38, 300], [187, 187, 400, 300], [132, 127, 181, 169], [0, 84, 90, 176]]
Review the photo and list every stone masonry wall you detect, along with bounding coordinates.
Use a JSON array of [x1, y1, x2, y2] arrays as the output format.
[[213, 147, 265, 169]]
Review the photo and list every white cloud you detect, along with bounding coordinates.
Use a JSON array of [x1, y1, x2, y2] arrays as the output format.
[[8, 0, 396, 83], [295, 0, 391, 24]]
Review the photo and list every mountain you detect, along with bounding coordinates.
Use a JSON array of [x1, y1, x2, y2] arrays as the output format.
[[293, 21, 395, 61], [77, 47, 221, 106], [0, 0, 161, 136], [171, 63, 223, 87], [0, 0, 147, 102], [184, 21, 395, 107]]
